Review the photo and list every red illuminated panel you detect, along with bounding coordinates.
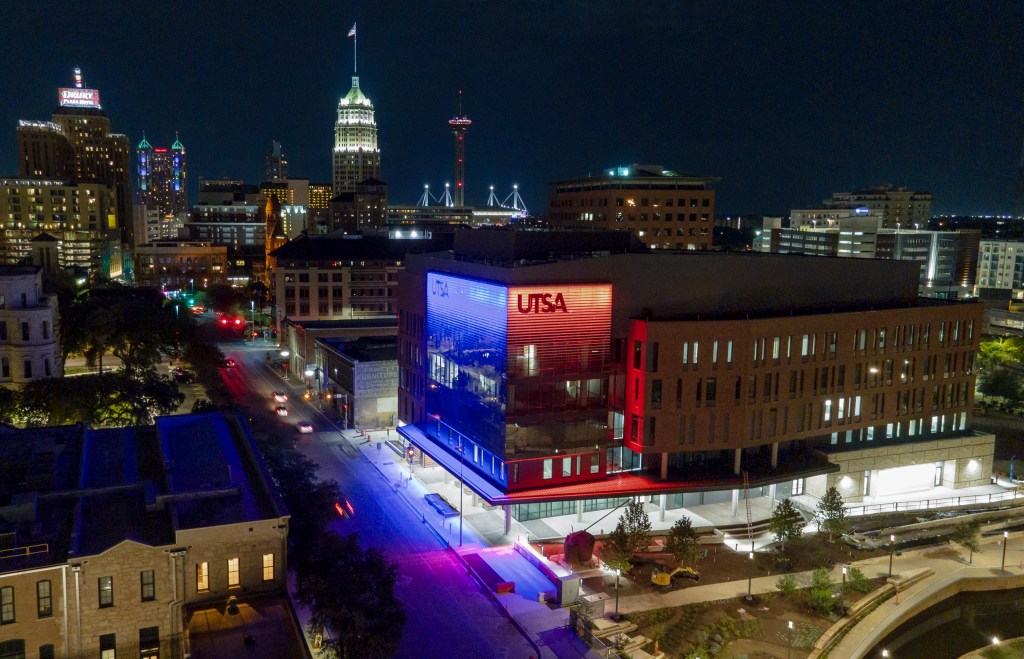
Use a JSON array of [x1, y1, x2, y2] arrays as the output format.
[[505, 284, 612, 378]]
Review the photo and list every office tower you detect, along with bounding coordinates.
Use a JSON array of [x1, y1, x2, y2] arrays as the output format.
[[332, 76, 381, 194], [824, 185, 933, 230], [266, 140, 289, 182], [548, 164, 717, 250], [136, 133, 187, 219]]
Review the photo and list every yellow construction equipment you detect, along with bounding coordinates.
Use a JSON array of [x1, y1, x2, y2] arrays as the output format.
[[651, 566, 700, 587]]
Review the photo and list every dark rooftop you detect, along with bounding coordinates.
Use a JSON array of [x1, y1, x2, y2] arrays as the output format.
[[318, 336, 397, 362], [270, 233, 454, 262]]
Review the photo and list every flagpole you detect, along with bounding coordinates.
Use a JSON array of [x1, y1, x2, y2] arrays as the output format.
[[354, 26, 358, 73]]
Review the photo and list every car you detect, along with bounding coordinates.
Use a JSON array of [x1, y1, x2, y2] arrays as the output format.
[[273, 392, 288, 403], [274, 405, 288, 416], [334, 497, 355, 519], [173, 369, 194, 384], [296, 421, 314, 434], [222, 358, 236, 368]]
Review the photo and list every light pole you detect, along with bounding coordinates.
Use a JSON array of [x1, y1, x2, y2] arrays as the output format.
[[889, 534, 895, 577], [614, 568, 621, 619], [190, 278, 194, 294], [250, 300, 256, 341], [747, 551, 754, 598], [1002, 530, 1009, 570], [459, 436, 465, 547], [842, 566, 847, 601], [787, 620, 794, 659]]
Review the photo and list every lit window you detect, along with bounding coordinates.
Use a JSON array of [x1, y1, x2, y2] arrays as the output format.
[[542, 459, 552, 480], [196, 562, 209, 592], [37, 580, 52, 618], [0, 586, 13, 623], [227, 558, 240, 588], [263, 554, 275, 581]]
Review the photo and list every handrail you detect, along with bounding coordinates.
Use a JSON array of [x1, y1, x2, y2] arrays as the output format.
[[0, 543, 49, 560]]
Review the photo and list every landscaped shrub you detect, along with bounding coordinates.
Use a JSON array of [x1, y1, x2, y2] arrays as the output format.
[[776, 573, 798, 598]]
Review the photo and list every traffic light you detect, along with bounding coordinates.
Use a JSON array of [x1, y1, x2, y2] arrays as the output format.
[[343, 403, 349, 413], [406, 446, 415, 461]]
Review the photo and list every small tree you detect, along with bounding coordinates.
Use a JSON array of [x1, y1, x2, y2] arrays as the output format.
[[666, 516, 701, 567], [621, 499, 653, 555], [816, 486, 849, 542], [952, 520, 982, 564], [845, 567, 871, 593], [807, 568, 836, 615], [776, 573, 798, 598], [603, 522, 634, 574], [769, 498, 805, 550]]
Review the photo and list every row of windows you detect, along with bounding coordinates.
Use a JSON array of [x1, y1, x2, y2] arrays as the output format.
[[285, 302, 393, 316], [540, 454, 601, 480], [0, 356, 53, 379], [196, 553, 276, 592], [284, 286, 393, 299], [0, 319, 51, 342]]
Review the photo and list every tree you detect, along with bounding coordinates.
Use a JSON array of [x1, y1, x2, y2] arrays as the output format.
[[18, 373, 183, 427], [807, 567, 837, 615], [978, 337, 1024, 370], [845, 566, 871, 593], [952, 520, 982, 564], [620, 499, 653, 555], [815, 486, 849, 542], [776, 573, 798, 598], [299, 532, 405, 659], [602, 522, 634, 575], [769, 498, 805, 550], [666, 516, 701, 567], [977, 366, 1024, 404]]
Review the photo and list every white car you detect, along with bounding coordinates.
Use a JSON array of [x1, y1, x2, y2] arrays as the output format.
[[296, 421, 314, 434], [273, 392, 288, 403], [275, 405, 288, 417]]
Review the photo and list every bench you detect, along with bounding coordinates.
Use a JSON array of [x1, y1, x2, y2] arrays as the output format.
[[424, 493, 459, 517]]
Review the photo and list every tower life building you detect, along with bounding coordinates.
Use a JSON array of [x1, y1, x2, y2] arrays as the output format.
[[136, 133, 188, 218], [266, 140, 289, 182], [332, 76, 381, 194]]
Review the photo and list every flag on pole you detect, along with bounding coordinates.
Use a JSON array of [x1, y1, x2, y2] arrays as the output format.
[[348, 23, 357, 38]]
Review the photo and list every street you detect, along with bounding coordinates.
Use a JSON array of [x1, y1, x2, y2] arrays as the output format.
[[219, 341, 537, 659]]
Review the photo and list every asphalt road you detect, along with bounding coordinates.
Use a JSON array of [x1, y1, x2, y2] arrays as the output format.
[[218, 340, 536, 659]]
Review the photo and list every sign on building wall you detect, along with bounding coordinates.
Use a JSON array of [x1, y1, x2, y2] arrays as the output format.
[[58, 88, 101, 108]]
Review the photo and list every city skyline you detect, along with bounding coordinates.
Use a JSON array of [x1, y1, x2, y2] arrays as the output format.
[[0, 1, 1022, 215]]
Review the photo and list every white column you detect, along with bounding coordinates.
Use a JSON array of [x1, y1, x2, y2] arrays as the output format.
[[771, 442, 779, 469], [731, 488, 740, 517], [768, 483, 777, 505], [659, 494, 667, 522], [504, 504, 512, 535], [576, 499, 584, 523], [734, 448, 742, 475]]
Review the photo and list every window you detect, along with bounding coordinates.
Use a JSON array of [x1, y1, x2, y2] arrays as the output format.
[[590, 454, 600, 474], [227, 558, 240, 588], [196, 562, 209, 592], [20, 322, 29, 341], [651, 379, 662, 407], [100, 633, 115, 659], [42, 321, 49, 340], [0, 586, 13, 623], [0, 322, 6, 340], [2, 357, 9, 378], [37, 580, 51, 618], [0, 641, 25, 659], [633, 340, 643, 369], [98, 576, 113, 607], [139, 627, 159, 659], [23, 360, 31, 379], [140, 570, 155, 601], [40, 645, 55, 659], [542, 459, 553, 480], [562, 457, 572, 477], [263, 554, 275, 581], [726, 340, 733, 365]]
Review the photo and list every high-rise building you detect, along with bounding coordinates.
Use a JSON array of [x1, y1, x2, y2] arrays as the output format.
[[18, 70, 133, 246], [824, 185, 933, 229], [396, 229, 989, 529], [0, 265, 61, 385], [136, 133, 188, 219], [15, 121, 74, 178], [548, 164, 718, 250], [332, 76, 381, 194], [266, 140, 289, 182]]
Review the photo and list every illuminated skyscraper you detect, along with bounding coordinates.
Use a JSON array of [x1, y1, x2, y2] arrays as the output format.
[[266, 140, 289, 182], [136, 133, 187, 219], [332, 76, 381, 194]]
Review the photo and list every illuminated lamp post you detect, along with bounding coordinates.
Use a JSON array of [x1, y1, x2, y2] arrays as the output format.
[[1002, 530, 1009, 570], [889, 534, 895, 577], [787, 620, 794, 659], [747, 551, 754, 598]]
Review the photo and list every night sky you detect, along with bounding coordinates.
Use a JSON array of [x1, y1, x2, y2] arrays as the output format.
[[1, 1, 1022, 215]]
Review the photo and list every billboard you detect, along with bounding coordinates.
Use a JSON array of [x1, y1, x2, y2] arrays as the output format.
[[58, 88, 101, 108]]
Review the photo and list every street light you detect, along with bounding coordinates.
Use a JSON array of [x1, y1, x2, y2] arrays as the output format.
[[459, 435, 465, 547], [1002, 530, 1009, 570], [251, 300, 256, 340], [614, 568, 621, 619], [889, 534, 895, 577], [882, 651, 889, 658], [842, 566, 847, 600], [747, 551, 754, 598], [787, 620, 794, 659]]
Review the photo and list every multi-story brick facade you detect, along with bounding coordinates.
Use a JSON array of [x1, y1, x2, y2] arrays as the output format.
[[0, 413, 289, 658]]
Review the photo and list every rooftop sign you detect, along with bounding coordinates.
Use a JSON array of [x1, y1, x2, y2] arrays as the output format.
[[58, 88, 101, 108]]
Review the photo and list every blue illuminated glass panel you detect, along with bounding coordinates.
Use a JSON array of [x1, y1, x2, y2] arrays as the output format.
[[426, 273, 508, 456]]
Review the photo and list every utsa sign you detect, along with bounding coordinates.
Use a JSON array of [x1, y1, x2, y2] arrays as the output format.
[[516, 292, 568, 314], [430, 278, 449, 298]]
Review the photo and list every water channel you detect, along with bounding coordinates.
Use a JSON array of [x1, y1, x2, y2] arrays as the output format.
[[868, 586, 1024, 658]]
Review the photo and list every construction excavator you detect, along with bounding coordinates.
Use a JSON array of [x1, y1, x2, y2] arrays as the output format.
[[651, 566, 700, 587]]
